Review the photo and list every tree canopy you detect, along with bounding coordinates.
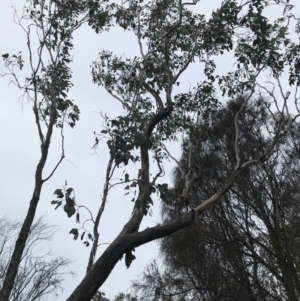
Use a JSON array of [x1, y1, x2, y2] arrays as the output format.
[[1, 0, 300, 300]]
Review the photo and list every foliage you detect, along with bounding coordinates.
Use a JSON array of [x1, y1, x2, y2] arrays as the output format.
[[113, 292, 138, 301], [51, 183, 95, 247], [2, 0, 300, 301], [133, 97, 300, 301], [92, 291, 110, 301], [92, 291, 137, 301], [56, 0, 300, 300]]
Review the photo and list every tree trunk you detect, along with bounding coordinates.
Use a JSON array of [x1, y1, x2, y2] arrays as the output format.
[[0, 182, 43, 301], [0, 111, 55, 301]]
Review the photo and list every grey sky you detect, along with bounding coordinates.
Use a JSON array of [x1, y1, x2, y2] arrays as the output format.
[[1, 1, 299, 300]]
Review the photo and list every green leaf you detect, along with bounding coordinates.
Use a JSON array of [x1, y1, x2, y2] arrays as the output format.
[[97, 11, 109, 27], [65, 41, 73, 47], [66, 187, 73, 196], [68, 206, 76, 218], [69, 228, 79, 240], [54, 189, 64, 198], [51, 200, 57, 204], [76, 212, 80, 224], [64, 203, 76, 218], [2, 53, 9, 59], [111, 120, 119, 127], [66, 196, 75, 205], [125, 249, 136, 268], [101, 130, 108, 134], [81, 232, 85, 240], [125, 173, 129, 182], [55, 201, 62, 210]]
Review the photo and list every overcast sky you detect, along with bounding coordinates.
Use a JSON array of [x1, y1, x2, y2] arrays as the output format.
[[0, 1, 299, 300]]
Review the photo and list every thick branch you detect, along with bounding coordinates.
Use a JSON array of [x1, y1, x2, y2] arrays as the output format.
[[66, 211, 194, 301], [146, 105, 173, 137]]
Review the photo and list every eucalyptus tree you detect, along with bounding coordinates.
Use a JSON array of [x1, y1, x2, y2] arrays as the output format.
[[0, 0, 94, 299], [66, 1, 300, 300], [2, 0, 300, 301]]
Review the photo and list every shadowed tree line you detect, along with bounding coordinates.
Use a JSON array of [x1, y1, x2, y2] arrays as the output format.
[[133, 97, 300, 301]]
